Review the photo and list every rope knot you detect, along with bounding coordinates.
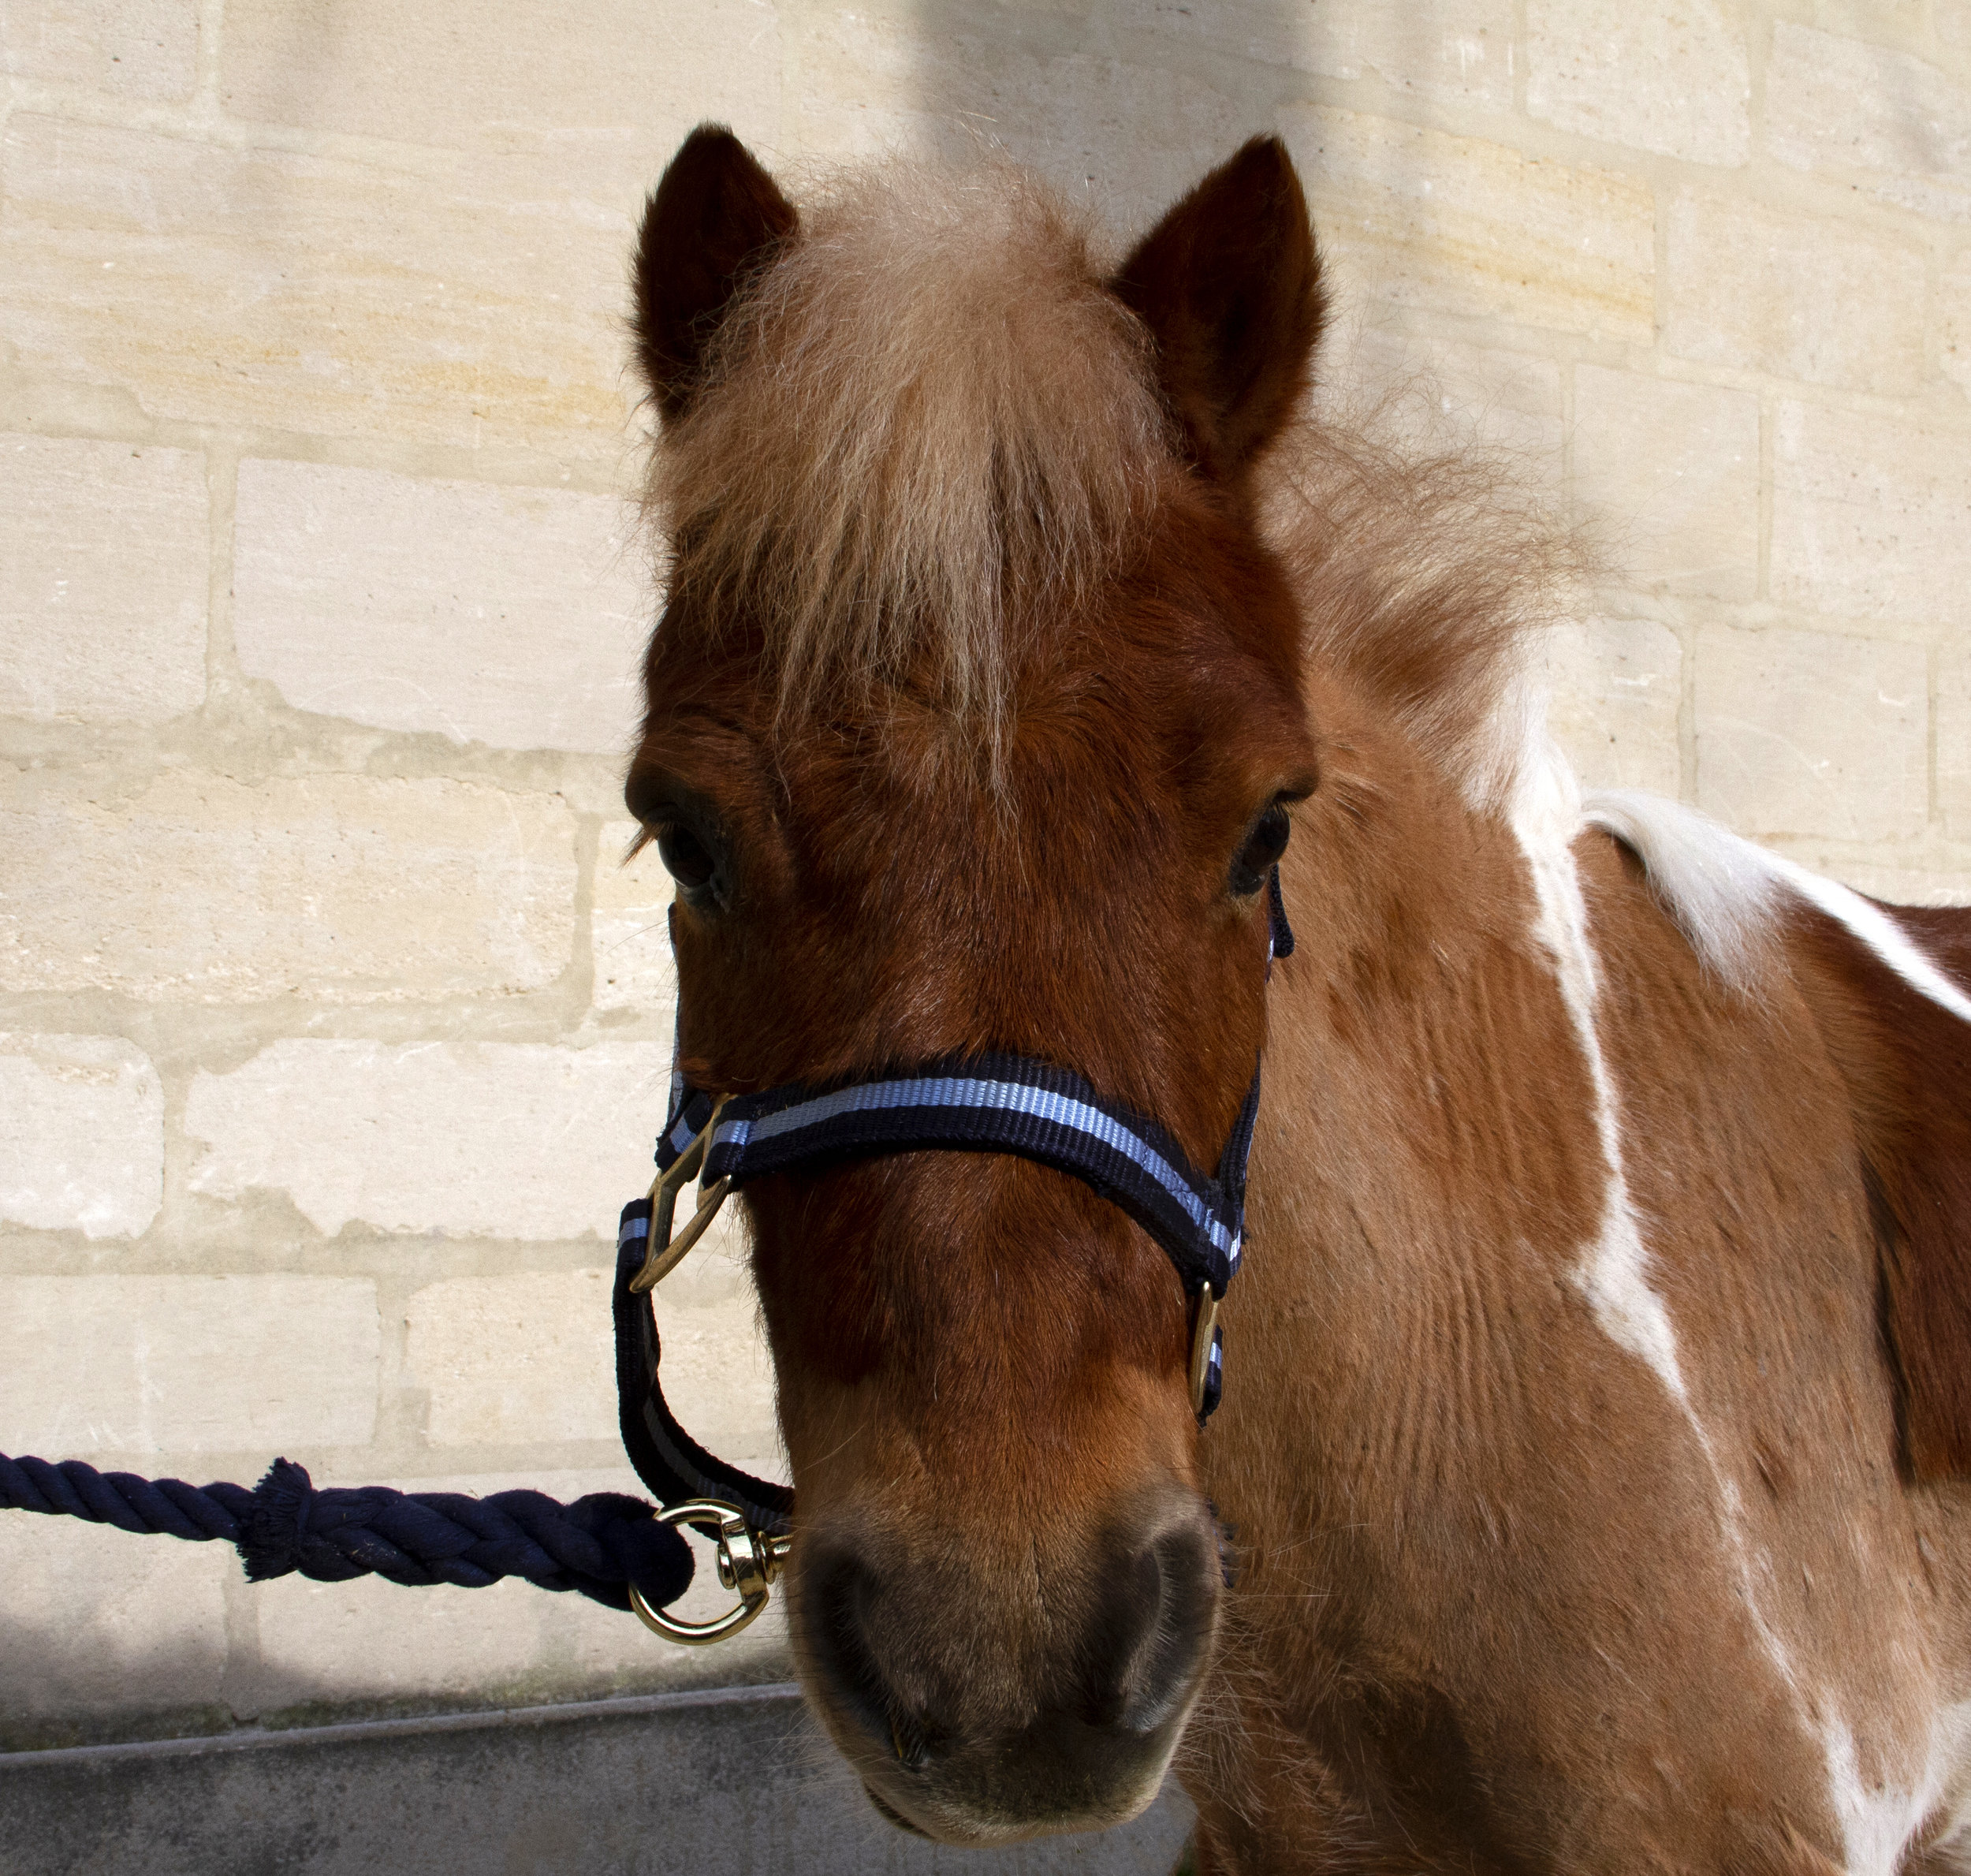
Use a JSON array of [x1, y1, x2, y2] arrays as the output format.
[[237, 1456, 321, 1583]]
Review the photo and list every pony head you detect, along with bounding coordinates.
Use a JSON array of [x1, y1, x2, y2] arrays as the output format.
[[627, 126, 1321, 1841]]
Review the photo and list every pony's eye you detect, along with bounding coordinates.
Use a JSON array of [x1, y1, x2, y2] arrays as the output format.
[[655, 820, 717, 891], [1230, 803, 1291, 897]]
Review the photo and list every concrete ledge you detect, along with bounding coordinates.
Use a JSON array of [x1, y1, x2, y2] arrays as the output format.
[[0, 1682, 1196, 1875]]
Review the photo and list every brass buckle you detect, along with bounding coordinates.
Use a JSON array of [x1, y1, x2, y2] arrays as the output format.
[[1187, 1285, 1220, 1418], [628, 1499, 793, 1645], [629, 1095, 733, 1294]]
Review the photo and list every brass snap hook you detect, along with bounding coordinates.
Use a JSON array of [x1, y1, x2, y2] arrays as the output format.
[[630, 1096, 733, 1294], [628, 1499, 793, 1645]]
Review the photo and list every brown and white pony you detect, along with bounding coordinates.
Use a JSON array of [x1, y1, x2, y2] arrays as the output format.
[[624, 125, 1971, 1874]]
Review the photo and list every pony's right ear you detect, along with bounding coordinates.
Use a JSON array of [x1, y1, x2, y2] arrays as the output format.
[[1111, 136, 1325, 485], [632, 124, 798, 425]]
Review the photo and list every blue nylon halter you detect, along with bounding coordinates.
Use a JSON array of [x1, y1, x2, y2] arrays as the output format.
[[655, 1051, 1256, 1296], [613, 868, 1294, 1530]]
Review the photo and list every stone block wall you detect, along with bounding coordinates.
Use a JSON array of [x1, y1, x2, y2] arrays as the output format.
[[3, 0, 1969, 1743]]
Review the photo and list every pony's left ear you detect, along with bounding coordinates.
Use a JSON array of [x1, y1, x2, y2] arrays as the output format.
[[632, 123, 799, 425], [1112, 136, 1325, 484]]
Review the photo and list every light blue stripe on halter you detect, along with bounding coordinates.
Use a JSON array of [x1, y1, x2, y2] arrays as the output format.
[[664, 1111, 699, 1158], [715, 1074, 1239, 1258]]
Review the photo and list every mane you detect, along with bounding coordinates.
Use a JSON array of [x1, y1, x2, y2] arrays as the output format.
[[646, 162, 1171, 740], [1257, 393, 1585, 813]]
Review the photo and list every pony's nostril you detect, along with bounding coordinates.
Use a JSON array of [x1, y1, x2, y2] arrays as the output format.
[[809, 1550, 938, 1768], [810, 1552, 892, 1737], [1086, 1517, 1217, 1733]]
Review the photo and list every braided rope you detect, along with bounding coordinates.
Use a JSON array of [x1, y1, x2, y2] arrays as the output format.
[[0, 1452, 693, 1614]]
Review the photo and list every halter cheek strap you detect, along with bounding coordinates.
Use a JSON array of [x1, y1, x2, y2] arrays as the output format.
[[612, 869, 1295, 1536]]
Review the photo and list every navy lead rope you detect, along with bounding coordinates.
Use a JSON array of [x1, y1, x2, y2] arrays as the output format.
[[613, 867, 1295, 1526], [0, 1451, 694, 1609]]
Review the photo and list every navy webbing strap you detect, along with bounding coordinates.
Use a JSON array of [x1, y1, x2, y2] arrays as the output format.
[[613, 1200, 794, 1538]]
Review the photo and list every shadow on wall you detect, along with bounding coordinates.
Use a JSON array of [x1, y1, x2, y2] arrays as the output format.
[[887, 0, 1479, 237], [0, 1533, 798, 1756], [0, 1607, 780, 1755], [889, 0, 1310, 234], [2, 1623, 299, 1754]]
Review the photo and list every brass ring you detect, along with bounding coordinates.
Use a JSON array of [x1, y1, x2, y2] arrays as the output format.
[[628, 1499, 788, 1647]]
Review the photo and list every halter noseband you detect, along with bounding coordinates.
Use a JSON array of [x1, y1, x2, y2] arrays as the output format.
[[610, 868, 1292, 1638]]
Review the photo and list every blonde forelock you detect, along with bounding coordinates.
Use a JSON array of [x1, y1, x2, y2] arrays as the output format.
[[646, 163, 1173, 744]]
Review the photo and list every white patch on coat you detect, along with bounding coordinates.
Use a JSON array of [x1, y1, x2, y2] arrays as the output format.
[[1510, 743, 1810, 1714], [1511, 744, 1686, 1400], [1579, 790, 1783, 995], [1584, 789, 1971, 1023], [1824, 1717, 1940, 1876]]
